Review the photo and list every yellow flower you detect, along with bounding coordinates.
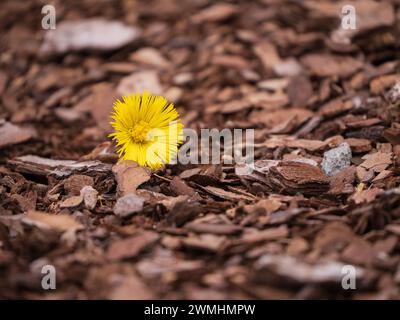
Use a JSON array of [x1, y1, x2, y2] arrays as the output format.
[[109, 91, 183, 169]]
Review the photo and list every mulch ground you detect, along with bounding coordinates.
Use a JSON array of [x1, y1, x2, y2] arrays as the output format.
[[0, 0, 400, 299]]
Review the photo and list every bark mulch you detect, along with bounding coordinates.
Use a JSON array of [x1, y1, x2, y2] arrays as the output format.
[[0, 0, 399, 299]]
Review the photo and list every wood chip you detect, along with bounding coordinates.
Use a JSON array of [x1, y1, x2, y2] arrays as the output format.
[[0, 121, 36, 149], [360, 152, 392, 172], [266, 162, 330, 196], [64, 175, 94, 195], [202, 186, 254, 201], [117, 70, 162, 96], [40, 19, 141, 55], [192, 3, 238, 23], [253, 42, 281, 72], [8, 155, 111, 177], [185, 222, 242, 235], [60, 195, 83, 209], [23, 210, 83, 233], [106, 231, 159, 261], [108, 275, 155, 300], [243, 199, 282, 215], [351, 187, 384, 204], [113, 193, 145, 218], [301, 53, 363, 78], [345, 138, 372, 153], [241, 226, 289, 244], [170, 176, 196, 196], [112, 161, 150, 196], [73, 83, 118, 132], [255, 254, 365, 285], [182, 234, 226, 252], [130, 47, 171, 69]]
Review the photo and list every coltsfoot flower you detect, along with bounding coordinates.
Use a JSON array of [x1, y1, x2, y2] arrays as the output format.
[[109, 91, 183, 169]]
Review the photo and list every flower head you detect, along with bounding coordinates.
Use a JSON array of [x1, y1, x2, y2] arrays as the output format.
[[109, 91, 183, 169]]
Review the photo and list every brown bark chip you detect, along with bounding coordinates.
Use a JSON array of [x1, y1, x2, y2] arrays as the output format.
[[0, 122, 36, 149], [267, 162, 330, 196], [106, 231, 159, 261], [112, 161, 150, 196]]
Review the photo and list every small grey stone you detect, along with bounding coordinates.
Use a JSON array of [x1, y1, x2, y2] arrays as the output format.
[[321, 142, 352, 176], [114, 193, 145, 218]]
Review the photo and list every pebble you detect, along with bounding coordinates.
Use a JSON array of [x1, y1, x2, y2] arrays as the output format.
[[321, 142, 352, 176]]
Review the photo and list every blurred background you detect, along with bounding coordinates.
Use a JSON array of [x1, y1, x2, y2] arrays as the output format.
[[1, 0, 397, 160]]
